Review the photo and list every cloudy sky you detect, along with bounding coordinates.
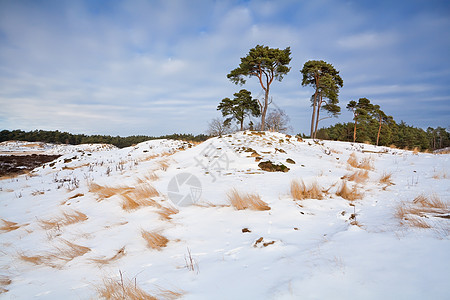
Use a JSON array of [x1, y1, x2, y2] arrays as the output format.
[[1, 0, 449, 136]]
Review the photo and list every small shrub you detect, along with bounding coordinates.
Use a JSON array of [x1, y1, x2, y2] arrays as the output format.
[[258, 161, 289, 172]]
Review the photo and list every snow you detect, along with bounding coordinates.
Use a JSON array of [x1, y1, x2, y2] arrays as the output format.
[[0, 132, 449, 299]]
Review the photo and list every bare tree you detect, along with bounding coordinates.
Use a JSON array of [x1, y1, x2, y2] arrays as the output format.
[[263, 108, 292, 133], [206, 117, 232, 136]]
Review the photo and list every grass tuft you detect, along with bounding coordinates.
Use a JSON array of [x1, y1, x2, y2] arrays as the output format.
[[97, 274, 156, 300], [40, 210, 88, 230], [347, 153, 373, 170], [89, 183, 132, 201], [157, 205, 179, 221], [0, 219, 21, 232], [379, 172, 394, 186], [336, 181, 363, 201], [396, 194, 449, 228], [227, 188, 270, 211], [343, 170, 369, 183], [91, 246, 126, 265], [290, 180, 324, 200], [120, 184, 160, 211], [141, 230, 169, 250]]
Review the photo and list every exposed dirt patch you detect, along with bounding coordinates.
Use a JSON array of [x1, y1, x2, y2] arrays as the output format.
[[0, 154, 60, 177]]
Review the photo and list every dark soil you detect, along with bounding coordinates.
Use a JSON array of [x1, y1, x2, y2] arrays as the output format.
[[0, 154, 60, 176]]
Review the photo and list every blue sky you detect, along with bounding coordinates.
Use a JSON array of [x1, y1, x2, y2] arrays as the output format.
[[0, 0, 449, 136]]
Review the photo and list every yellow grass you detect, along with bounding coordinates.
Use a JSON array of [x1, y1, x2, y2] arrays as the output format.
[[379, 172, 393, 185], [91, 246, 126, 265], [89, 183, 133, 201], [18, 254, 46, 265], [98, 276, 156, 300], [412, 147, 420, 155], [290, 180, 324, 200], [157, 288, 185, 300], [120, 184, 160, 211], [396, 194, 448, 229], [157, 205, 179, 220], [0, 219, 21, 232], [55, 240, 91, 261], [343, 170, 369, 183], [227, 188, 270, 211], [336, 181, 362, 201], [141, 230, 169, 250], [347, 153, 373, 170], [40, 210, 88, 230], [413, 194, 448, 210]]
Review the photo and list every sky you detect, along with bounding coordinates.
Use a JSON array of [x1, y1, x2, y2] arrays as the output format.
[[0, 0, 449, 136]]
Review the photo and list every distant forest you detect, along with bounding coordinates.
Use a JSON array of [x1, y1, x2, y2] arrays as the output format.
[[0, 130, 209, 148], [316, 122, 449, 151]]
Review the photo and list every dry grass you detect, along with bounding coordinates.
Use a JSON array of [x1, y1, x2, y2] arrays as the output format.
[[396, 194, 449, 228], [89, 183, 133, 201], [158, 159, 169, 171], [336, 181, 363, 201], [343, 170, 369, 183], [379, 172, 394, 186], [412, 147, 420, 155], [136, 172, 159, 184], [413, 194, 448, 210], [290, 180, 324, 200], [40, 210, 88, 230], [0, 219, 21, 232], [55, 240, 91, 262], [227, 188, 270, 211], [91, 246, 126, 265], [157, 288, 185, 300], [98, 275, 156, 300], [18, 254, 46, 265], [157, 205, 179, 220], [120, 184, 160, 211], [0, 275, 11, 294], [432, 171, 448, 179], [141, 230, 169, 250], [347, 153, 373, 170]]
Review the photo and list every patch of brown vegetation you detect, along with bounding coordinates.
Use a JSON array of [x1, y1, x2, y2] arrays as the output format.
[[40, 210, 88, 230], [347, 153, 373, 170], [158, 159, 169, 171], [141, 230, 169, 250], [336, 181, 363, 201], [290, 180, 324, 200], [396, 194, 449, 228], [0, 219, 22, 232], [157, 205, 179, 220], [379, 172, 394, 186], [0, 275, 11, 294], [120, 184, 160, 211], [342, 170, 369, 183], [97, 275, 157, 300], [91, 246, 126, 265], [227, 188, 270, 211], [89, 183, 133, 201]]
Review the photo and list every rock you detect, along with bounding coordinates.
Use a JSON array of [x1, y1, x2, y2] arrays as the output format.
[[258, 161, 289, 172]]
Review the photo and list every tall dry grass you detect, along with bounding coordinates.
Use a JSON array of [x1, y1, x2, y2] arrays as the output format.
[[395, 194, 448, 228], [97, 275, 156, 300], [290, 180, 324, 200], [227, 188, 270, 211], [141, 230, 169, 250], [336, 181, 363, 201], [342, 170, 369, 184], [347, 153, 373, 170], [0, 275, 11, 294], [379, 172, 393, 186]]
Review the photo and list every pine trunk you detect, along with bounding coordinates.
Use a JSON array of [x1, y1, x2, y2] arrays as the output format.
[[260, 88, 269, 131], [353, 119, 357, 143], [313, 93, 322, 139], [376, 116, 382, 146]]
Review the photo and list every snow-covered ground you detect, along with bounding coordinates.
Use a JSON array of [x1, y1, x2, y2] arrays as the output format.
[[0, 132, 449, 299]]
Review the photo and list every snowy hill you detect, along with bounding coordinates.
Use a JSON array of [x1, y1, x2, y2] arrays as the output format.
[[0, 132, 449, 299]]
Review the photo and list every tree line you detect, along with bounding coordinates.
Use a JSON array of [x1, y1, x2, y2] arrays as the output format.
[[0, 130, 209, 148], [213, 44, 448, 150]]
